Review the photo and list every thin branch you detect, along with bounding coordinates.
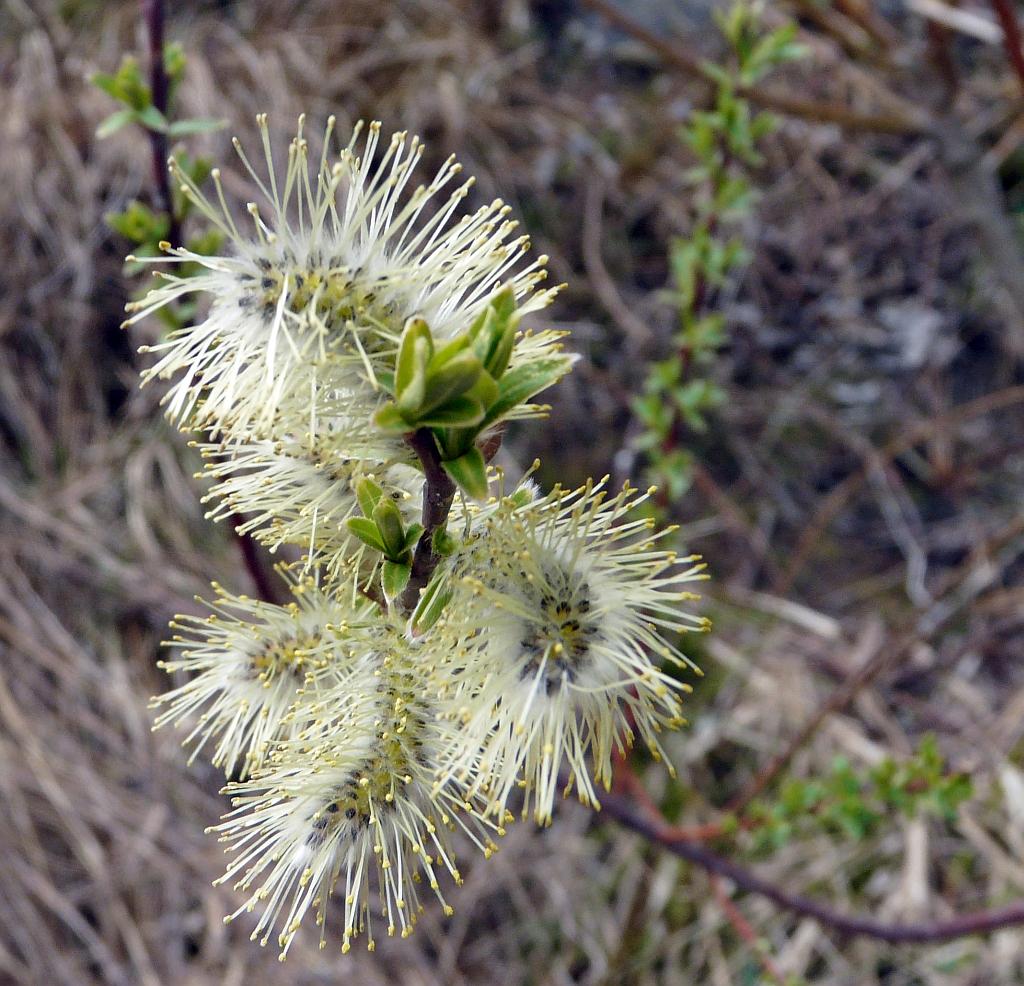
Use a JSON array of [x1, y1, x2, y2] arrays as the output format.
[[140, 0, 180, 247], [597, 788, 1024, 944], [710, 875, 784, 983], [231, 515, 287, 605], [140, 1, 279, 603], [990, 0, 1024, 94], [399, 429, 456, 613]]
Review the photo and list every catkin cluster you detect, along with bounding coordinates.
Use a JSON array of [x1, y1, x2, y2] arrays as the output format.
[[134, 116, 709, 957]]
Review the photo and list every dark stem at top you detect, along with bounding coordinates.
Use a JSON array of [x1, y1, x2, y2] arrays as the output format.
[[990, 0, 1024, 96], [399, 429, 457, 613], [141, 0, 180, 247]]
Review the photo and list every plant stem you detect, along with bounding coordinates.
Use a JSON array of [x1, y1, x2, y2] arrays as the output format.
[[598, 787, 1024, 944], [399, 429, 456, 613], [233, 516, 286, 604], [990, 0, 1024, 95], [141, 0, 180, 247]]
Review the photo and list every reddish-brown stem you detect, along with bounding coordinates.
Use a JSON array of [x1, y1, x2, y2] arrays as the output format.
[[710, 876, 784, 983], [399, 429, 457, 613], [139, 1, 280, 603], [231, 516, 286, 605], [991, 0, 1024, 95], [140, 0, 180, 247], [598, 788, 1024, 944], [926, 20, 960, 102], [478, 425, 506, 464]]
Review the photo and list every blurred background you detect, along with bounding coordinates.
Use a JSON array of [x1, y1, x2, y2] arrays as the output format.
[[3, 0, 1024, 982]]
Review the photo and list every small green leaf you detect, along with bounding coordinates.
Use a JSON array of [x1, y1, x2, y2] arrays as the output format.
[[403, 523, 425, 554], [429, 332, 472, 369], [431, 526, 457, 556], [373, 402, 412, 433], [489, 284, 517, 323], [185, 228, 225, 257], [483, 316, 518, 379], [415, 396, 484, 428], [464, 367, 499, 410], [481, 357, 571, 428], [90, 71, 121, 100], [355, 476, 384, 517], [420, 352, 483, 414], [382, 560, 412, 601], [96, 108, 137, 139], [410, 573, 452, 633], [469, 288, 519, 379], [105, 200, 169, 243], [396, 317, 433, 395], [346, 517, 386, 552], [136, 104, 169, 133], [441, 446, 489, 499], [163, 42, 187, 84], [168, 117, 227, 137], [396, 335, 432, 416], [372, 498, 407, 559]]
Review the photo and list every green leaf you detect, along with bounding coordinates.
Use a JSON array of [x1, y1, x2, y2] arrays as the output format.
[[420, 352, 482, 414], [96, 108, 137, 139], [136, 104, 169, 133], [105, 200, 169, 243], [372, 497, 407, 560], [431, 526, 457, 556], [483, 316, 518, 379], [396, 335, 432, 416], [481, 357, 570, 429], [468, 287, 519, 379], [410, 573, 452, 634], [373, 402, 412, 433], [465, 368, 499, 410], [403, 523, 425, 554], [441, 446, 489, 499], [346, 517, 386, 552], [355, 476, 384, 517], [382, 560, 412, 601], [185, 228, 225, 257], [168, 117, 227, 137], [430, 332, 472, 369], [90, 71, 121, 100], [163, 42, 187, 85], [489, 284, 517, 323], [396, 318, 433, 389], [415, 396, 484, 428]]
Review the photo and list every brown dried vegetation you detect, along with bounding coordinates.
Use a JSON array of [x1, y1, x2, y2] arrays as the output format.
[[2, 0, 1024, 982]]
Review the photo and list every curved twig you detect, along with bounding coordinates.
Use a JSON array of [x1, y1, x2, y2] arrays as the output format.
[[598, 789, 1024, 944]]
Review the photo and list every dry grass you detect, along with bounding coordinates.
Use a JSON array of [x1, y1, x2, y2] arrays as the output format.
[[3, 0, 1024, 982]]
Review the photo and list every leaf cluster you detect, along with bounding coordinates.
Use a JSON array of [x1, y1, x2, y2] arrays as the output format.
[[745, 736, 973, 855], [635, 1, 803, 503], [92, 47, 223, 140], [345, 478, 425, 602], [376, 288, 566, 499], [93, 45, 224, 327]]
